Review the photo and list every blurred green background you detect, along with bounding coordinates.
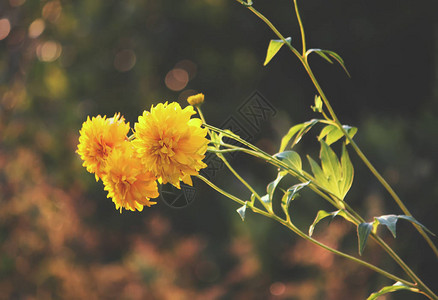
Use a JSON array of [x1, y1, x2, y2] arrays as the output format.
[[1, 0, 437, 299]]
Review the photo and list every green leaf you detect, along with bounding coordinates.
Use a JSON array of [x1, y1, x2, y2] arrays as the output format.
[[318, 124, 358, 146], [309, 209, 354, 236], [282, 181, 310, 209], [262, 172, 286, 210], [374, 214, 435, 238], [263, 37, 292, 66], [374, 215, 399, 238], [279, 119, 320, 152], [308, 48, 350, 77], [274, 151, 302, 173], [367, 282, 420, 300], [309, 210, 332, 236], [314, 50, 333, 64], [320, 140, 342, 196], [311, 95, 323, 113], [243, 0, 253, 6], [307, 155, 330, 190], [250, 193, 256, 205], [236, 203, 247, 221], [307, 141, 354, 201], [340, 144, 354, 199], [397, 215, 436, 236], [357, 222, 373, 255]]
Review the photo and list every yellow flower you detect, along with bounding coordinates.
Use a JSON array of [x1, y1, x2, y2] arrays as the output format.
[[102, 142, 159, 212], [77, 113, 130, 180], [133, 102, 208, 188], [187, 93, 204, 107]]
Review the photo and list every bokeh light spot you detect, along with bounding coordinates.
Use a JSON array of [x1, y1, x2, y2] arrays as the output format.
[[175, 59, 198, 80], [113, 49, 136, 72], [270, 282, 286, 296], [36, 41, 62, 62], [0, 19, 11, 41], [164, 68, 189, 91], [28, 19, 45, 38], [42, 1, 62, 23]]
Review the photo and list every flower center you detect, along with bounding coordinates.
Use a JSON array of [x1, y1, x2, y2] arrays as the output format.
[[157, 137, 175, 158]]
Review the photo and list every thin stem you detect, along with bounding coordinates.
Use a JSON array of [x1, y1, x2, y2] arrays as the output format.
[[303, 61, 438, 258], [293, 0, 306, 55], [196, 174, 414, 287], [216, 152, 262, 202], [239, 0, 438, 259]]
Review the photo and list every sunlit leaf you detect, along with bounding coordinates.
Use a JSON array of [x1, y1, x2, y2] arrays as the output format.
[[320, 140, 342, 195], [357, 222, 373, 255], [274, 151, 302, 173], [309, 209, 354, 236], [314, 50, 333, 64], [397, 215, 435, 236], [236, 203, 247, 221], [307, 48, 350, 77], [374, 214, 435, 238], [311, 95, 323, 113], [263, 37, 292, 66], [307, 155, 330, 190], [367, 282, 420, 300], [279, 119, 320, 152], [307, 141, 354, 201], [262, 172, 286, 210], [309, 210, 332, 236], [250, 193, 256, 205], [318, 124, 358, 146], [282, 181, 310, 209], [340, 144, 354, 198]]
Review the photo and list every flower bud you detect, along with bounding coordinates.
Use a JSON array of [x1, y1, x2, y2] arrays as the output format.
[[187, 93, 204, 107]]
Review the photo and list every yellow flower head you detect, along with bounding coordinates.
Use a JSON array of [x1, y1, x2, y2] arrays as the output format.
[[102, 141, 159, 212], [77, 113, 130, 180], [187, 93, 205, 107], [133, 102, 208, 188]]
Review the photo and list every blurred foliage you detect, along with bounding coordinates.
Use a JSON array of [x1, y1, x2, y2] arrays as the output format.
[[0, 0, 437, 299]]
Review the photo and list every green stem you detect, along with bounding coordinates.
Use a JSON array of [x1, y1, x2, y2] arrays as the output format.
[[196, 174, 414, 287], [293, 0, 306, 55], [207, 125, 438, 299], [303, 61, 438, 258], [216, 152, 262, 204]]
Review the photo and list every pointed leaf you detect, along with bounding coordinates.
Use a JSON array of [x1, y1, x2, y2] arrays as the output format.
[[274, 151, 302, 173], [236, 203, 247, 221], [311, 95, 323, 113], [318, 124, 337, 142], [344, 126, 358, 144], [264, 37, 292, 66], [279, 119, 320, 152], [325, 50, 351, 77], [307, 49, 350, 76], [340, 143, 354, 199], [357, 222, 373, 255], [367, 282, 420, 300], [279, 123, 305, 152], [395, 215, 435, 236], [309, 209, 355, 236], [314, 49, 334, 64], [260, 194, 271, 209], [309, 210, 332, 236], [374, 215, 399, 238], [307, 155, 330, 189], [319, 125, 358, 146], [320, 141, 342, 196], [262, 172, 286, 210], [250, 193, 256, 205], [282, 181, 310, 209]]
